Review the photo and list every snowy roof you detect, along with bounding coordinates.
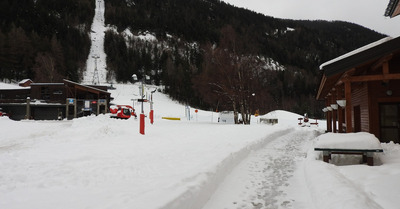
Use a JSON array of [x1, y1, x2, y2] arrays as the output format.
[[319, 36, 400, 77], [0, 82, 30, 90], [319, 37, 392, 70], [63, 79, 110, 95], [18, 79, 32, 84], [385, 0, 400, 18]]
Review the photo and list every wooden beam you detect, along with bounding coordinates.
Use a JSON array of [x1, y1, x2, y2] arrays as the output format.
[[330, 90, 337, 133], [316, 75, 327, 100], [74, 85, 100, 95], [371, 54, 392, 71], [326, 99, 332, 132], [345, 81, 353, 133], [349, 73, 400, 82], [383, 61, 390, 83], [337, 84, 344, 133]]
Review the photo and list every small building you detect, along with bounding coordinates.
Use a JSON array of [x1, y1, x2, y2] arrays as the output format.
[[0, 79, 110, 120], [218, 111, 235, 124], [316, 36, 400, 143], [18, 79, 33, 87]]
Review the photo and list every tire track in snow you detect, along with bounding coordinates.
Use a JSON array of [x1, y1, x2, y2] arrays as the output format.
[[203, 129, 320, 209]]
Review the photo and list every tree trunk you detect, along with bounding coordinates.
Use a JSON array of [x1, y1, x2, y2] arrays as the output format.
[[233, 101, 239, 124]]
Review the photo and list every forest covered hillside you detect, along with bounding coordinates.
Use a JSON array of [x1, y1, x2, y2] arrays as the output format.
[[0, 0, 386, 118]]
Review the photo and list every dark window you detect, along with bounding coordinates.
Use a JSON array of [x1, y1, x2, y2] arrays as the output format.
[[379, 104, 400, 143], [53, 90, 63, 95], [41, 87, 50, 100]]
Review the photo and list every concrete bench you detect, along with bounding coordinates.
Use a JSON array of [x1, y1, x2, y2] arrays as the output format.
[[314, 132, 383, 166], [314, 148, 383, 166]]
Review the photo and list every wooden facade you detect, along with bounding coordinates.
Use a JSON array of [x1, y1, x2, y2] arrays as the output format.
[[0, 79, 111, 120], [317, 36, 400, 143], [385, 0, 400, 18]]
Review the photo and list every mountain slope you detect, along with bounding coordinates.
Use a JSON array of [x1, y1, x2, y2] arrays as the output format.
[[103, 0, 385, 117], [0, 0, 386, 117]]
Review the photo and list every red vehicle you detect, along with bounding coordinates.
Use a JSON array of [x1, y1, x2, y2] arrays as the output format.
[[0, 108, 8, 117], [110, 105, 137, 119]]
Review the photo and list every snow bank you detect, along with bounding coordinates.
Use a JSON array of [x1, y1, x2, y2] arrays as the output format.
[[262, 110, 302, 126]]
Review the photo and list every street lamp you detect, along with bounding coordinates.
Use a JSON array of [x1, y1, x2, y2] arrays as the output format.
[[149, 88, 157, 124]]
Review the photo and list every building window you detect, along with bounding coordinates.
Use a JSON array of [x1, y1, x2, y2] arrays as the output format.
[[41, 87, 50, 100], [53, 90, 63, 95]]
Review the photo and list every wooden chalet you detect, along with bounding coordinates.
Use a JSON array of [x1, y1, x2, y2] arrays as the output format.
[[0, 79, 110, 120], [316, 36, 400, 143]]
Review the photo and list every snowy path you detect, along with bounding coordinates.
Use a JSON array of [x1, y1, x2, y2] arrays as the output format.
[[203, 129, 319, 209], [83, 0, 107, 84]]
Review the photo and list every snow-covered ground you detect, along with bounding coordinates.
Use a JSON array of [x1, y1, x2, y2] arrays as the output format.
[[2, 1, 399, 208], [1, 82, 400, 209]]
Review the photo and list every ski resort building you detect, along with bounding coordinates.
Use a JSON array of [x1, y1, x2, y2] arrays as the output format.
[[0, 79, 110, 120], [317, 36, 400, 143]]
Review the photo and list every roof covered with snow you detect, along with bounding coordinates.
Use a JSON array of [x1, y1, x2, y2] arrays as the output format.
[[0, 82, 30, 90], [316, 36, 400, 100], [385, 0, 400, 18], [319, 36, 399, 76]]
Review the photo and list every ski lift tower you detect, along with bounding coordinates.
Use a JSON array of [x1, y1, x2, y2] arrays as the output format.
[[92, 55, 100, 85]]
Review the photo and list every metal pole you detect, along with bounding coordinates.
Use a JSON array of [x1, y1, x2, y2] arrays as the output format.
[[139, 79, 145, 135], [150, 88, 156, 124]]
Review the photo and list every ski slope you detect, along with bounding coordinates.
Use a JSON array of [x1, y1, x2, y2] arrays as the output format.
[[83, 0, 107, 85]]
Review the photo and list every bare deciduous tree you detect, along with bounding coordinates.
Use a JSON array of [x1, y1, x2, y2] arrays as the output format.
[[194, 25, 266, 124]]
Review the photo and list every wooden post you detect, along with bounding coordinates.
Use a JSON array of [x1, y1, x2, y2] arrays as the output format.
[[326, 100, 332, 132], [332, 108, 337, 133], [25, 97, 31, 120], [337, 85, 343, 133], [331, 93, 337, 133], [345, 81, 353, 133]]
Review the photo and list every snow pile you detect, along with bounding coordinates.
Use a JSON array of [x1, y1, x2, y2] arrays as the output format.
[[315, 132, 382, 150], [263, 110, 302, 125]]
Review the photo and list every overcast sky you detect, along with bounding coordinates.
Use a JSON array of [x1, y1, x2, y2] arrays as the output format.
[[221, 0, 400, 37]]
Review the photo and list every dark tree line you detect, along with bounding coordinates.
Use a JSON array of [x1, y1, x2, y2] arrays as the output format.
[[0, 0, 94, 82], [104, 0, 385, 119], [0, 0, 386, 120]]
